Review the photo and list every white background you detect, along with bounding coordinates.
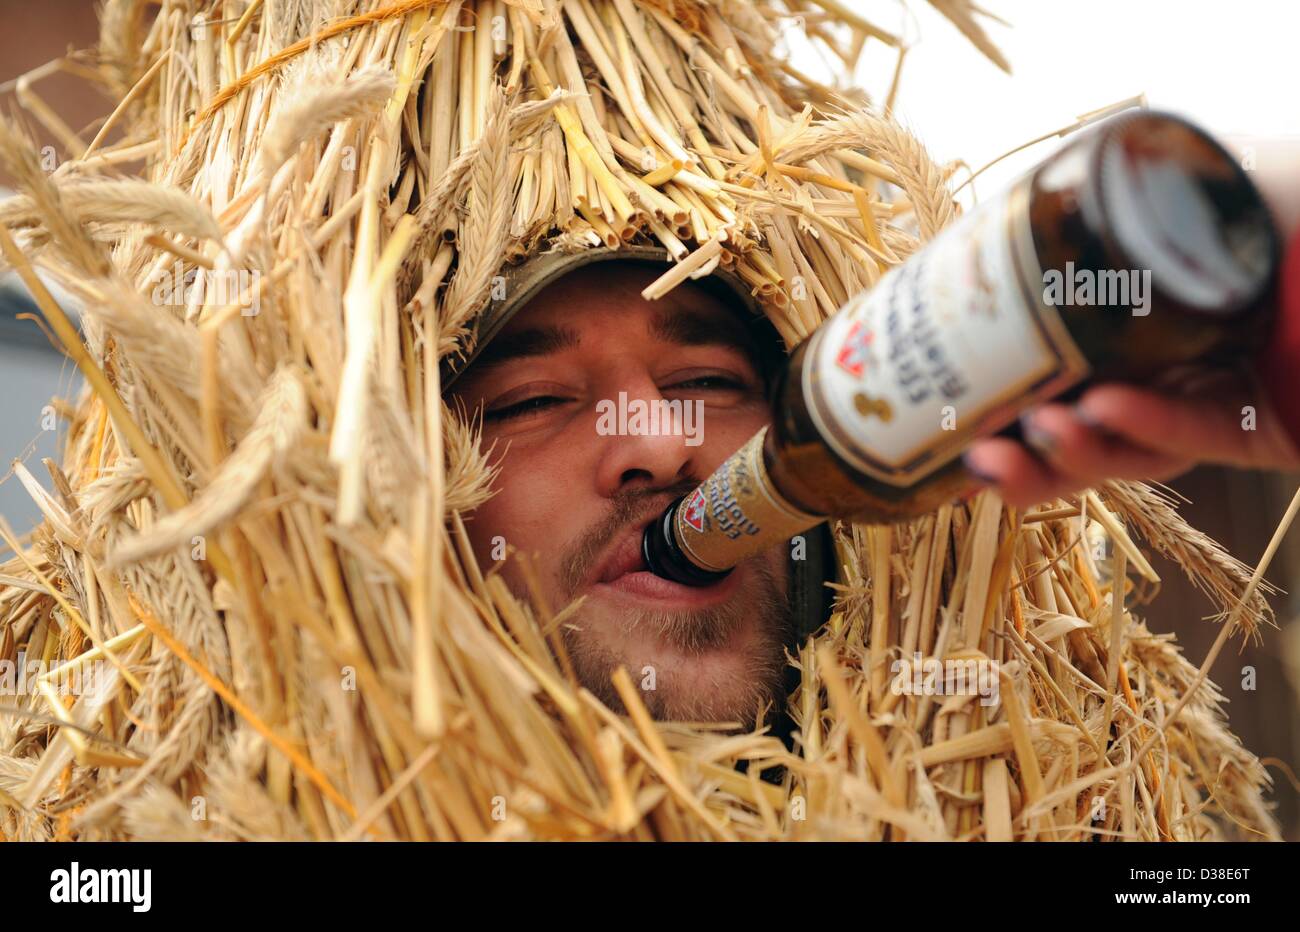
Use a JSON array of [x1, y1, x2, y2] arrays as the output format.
[[789, 0, 1299, 198]]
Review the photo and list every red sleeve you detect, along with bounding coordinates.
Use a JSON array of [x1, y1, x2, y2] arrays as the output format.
[[1257, 229, 1300, 450]]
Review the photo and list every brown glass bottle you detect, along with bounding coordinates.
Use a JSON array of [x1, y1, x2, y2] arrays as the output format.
[[642, 110, 1280, 585]]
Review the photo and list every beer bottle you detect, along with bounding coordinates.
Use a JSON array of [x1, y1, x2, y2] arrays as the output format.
[[642, 110, 1281, 585]]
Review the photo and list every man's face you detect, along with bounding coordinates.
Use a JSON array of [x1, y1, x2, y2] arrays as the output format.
[[448, 263, 791, 724]]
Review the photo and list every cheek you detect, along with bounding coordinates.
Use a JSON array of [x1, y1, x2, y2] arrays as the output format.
[[465, 439, 587, 575]]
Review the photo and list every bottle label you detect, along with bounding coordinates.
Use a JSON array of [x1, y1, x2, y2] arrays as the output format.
[[803, 178, 1090, 487], [674, 426, 823, 573]]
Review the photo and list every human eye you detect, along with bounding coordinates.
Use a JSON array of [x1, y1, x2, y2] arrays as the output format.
[[668, 374, 746, 391], [481, 382, 577, 424], [483, 393, 568, 422], [662, 367, 762, 399]]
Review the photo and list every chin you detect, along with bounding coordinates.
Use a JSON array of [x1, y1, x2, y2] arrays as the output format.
[[565, 565, 790, 724], [648, 678, 780, 725]]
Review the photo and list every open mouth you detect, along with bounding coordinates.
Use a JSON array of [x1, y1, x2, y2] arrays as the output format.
[[591, 520, 742, 608]]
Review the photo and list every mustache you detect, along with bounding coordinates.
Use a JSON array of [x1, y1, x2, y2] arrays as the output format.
[[558, 478, 702, 599]]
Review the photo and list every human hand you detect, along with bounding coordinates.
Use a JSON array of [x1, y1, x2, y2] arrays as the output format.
[[961, 133, 1300, 510], [963, 371, 1300, 509]]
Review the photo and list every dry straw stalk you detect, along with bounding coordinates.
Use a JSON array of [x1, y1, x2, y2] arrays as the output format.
[[0, 0, 1284, 841]]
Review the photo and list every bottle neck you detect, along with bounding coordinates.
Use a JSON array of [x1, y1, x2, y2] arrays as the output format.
[[643, 425, 826, 583], [641, 496, 733, 586]]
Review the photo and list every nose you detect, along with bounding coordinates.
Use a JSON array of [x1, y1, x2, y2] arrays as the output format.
[[592, 369, 699, 498]]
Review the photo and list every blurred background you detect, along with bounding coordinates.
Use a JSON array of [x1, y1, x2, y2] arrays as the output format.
[[0, 0, 97, 530], [1, 0, 1297, 836]]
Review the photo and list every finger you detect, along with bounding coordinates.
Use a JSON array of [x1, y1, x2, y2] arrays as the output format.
[[1073, 383, 1289, 468], [1020, 403, 1197, 485], [962, 437, 1076, 510]]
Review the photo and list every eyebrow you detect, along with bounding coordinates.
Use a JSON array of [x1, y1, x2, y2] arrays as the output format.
[[466, 306, 761, 374], [650, 306, 755, 353], [468, 324, 582, 371]]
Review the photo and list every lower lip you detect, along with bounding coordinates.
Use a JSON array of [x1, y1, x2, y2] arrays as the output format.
[[592, 566, 743, 608]]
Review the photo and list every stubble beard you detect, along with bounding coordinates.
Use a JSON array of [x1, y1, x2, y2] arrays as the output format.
[[554, 484, 793, 725]]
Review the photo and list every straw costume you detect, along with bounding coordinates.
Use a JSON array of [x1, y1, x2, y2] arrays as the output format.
[[0, 0, 1279, 840]]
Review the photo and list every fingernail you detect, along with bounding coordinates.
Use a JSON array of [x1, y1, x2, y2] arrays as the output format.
[[1072, 403, 1101, 429], [1019, 412, 1057, 456], [961, 451, 998, 485], [1072, 402, 1120, 439]]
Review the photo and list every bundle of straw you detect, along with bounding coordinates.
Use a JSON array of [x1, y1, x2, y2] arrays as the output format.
[[0, 0, 1281, 840]]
